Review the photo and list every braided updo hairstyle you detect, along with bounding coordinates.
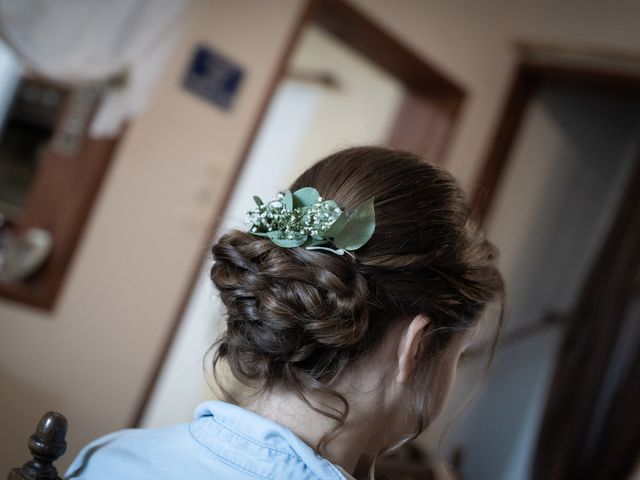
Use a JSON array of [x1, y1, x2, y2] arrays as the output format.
[[210, 146, 504, 452]]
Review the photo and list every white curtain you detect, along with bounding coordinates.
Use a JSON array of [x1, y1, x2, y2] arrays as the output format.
[[0, 0, 190, 136]]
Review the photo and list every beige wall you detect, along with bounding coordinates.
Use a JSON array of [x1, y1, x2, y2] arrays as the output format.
[[1, 0, 640, 473]]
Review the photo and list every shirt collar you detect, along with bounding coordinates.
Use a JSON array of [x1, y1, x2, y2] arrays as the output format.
[[192, 400, 350, 479]]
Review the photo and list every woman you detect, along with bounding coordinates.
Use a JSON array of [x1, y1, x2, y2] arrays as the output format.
[[66, 146, 504, 479]]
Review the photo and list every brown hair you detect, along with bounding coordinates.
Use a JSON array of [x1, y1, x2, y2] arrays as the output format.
[[210, 146, 504, 456]]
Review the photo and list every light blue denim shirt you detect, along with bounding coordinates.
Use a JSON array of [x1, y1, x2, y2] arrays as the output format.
[[65, 400, 352, 480]]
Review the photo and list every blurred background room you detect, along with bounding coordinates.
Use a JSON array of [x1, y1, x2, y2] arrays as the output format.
[[1, 1, 639, 479]]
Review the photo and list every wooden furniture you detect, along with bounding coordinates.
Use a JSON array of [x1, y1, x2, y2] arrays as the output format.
[[7, 412, 68, 480]]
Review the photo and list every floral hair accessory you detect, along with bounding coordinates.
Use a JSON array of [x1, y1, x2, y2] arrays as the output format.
[[245, 187, 375, 256]]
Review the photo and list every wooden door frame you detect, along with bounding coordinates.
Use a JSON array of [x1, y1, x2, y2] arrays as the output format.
[[471, 47, 640, 222], [130, 0, 466, 427]]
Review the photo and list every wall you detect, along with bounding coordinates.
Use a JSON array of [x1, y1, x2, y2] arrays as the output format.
[[2, 0, 640, 473]]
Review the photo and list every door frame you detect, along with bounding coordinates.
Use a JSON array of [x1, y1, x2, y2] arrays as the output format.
[[130, 0, 466, 427], [471, 45, 640, 222]]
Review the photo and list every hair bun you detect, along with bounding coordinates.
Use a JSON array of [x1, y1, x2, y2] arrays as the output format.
[[210, 229, 369, 382]]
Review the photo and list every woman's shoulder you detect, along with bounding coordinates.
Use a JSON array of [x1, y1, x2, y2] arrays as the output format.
[[64, 423, 202, 479], [64, 401, 350, 480]]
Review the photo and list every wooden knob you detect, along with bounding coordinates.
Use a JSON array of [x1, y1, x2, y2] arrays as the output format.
[[29, 412, 68, 463], [8, 411, 68, 480]]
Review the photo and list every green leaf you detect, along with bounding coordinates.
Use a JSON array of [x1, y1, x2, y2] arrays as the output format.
[[252, 195, 264, 206], [283, 190, 293, 211], [292, 187, 320, 208], [271, 236, 307, 248], [333, 197, 375, 250], [321, 212, 347, 238], [249, 230, 269, 237]]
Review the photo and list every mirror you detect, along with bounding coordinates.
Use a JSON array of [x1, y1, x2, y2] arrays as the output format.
[[0, 42, 67, 225], [0, 36, 113, 306]]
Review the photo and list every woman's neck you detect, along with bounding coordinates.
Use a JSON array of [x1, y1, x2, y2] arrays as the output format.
[[244, 384, 390, 474]]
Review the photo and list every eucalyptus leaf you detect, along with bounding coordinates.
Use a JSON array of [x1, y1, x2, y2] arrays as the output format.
[[292, 187, 320, 208], [284, 190, 293, 211], [266, 229, 307, 248], [271, 236, 307, 248], [321, 212, 347, 238], [252, 195, 264, 207], [333, 197, 375, 250]]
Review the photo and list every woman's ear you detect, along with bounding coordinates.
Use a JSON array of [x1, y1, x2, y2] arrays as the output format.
[[396, 314, 430, 384]]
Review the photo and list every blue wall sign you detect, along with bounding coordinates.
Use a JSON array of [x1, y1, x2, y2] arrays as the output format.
[[183, 44, 244, 110]]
